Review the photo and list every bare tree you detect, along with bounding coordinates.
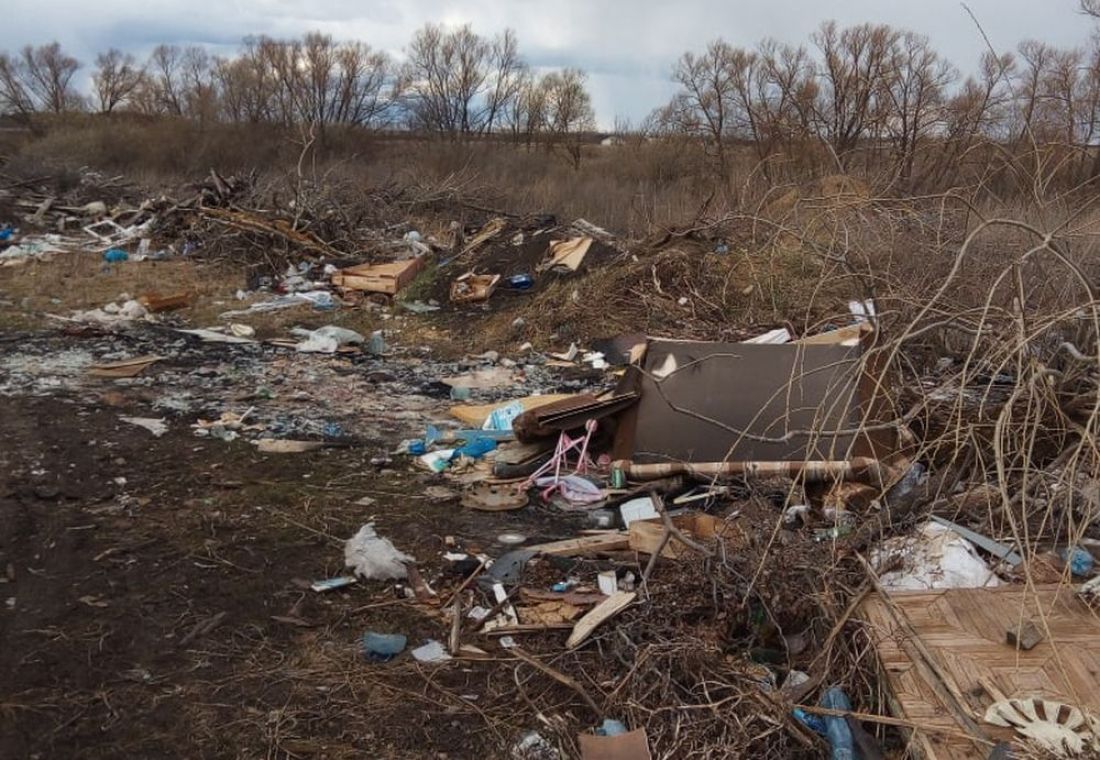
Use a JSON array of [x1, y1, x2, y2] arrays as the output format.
[[542, 68, 596, 168], [811, 21, 899, 168], [1013, 39, 1056, 141], [404, 24, 525, 136], [18, 42, 82, 113], [148, 44, 185, 115], [668, 40, 739, 174], [0, 53, 36, 119], [93, 48, 143, 113], [882, 31, 956, 182], [482, 29, 527, 133]]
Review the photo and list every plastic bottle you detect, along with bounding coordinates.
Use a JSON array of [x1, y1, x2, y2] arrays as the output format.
[[819, 687, 856, 760]]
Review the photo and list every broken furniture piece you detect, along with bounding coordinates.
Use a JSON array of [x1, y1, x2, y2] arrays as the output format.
[[611, 330, 898, 486]]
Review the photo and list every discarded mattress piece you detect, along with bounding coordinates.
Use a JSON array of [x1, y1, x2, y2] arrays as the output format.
[[612, 334, 896, 470]]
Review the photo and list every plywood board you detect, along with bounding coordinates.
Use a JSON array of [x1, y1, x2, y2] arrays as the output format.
[[861, 585, 1100, 759]]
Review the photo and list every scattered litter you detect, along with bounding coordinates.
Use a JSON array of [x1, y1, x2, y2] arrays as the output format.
[[927, 515, 1022, 567], [139, 291, 193, 312], [362, 631, 407, 661], [578, 726, 651, 760], [219, 290, 336, 317], [1006, 619, 1044, 651], [873, 521, 1001, 590], [177, 327, 256, 344], [462, 484, 529, 512], [344, 523, 414, 580], [619, 496, 659, 526], [542, 236, 592, 272], [451, 272, 501, 303], [120, 417, 168, 437], [512, 731, 561, 760], [88, 355, 164, 378], [310, 576, 358, 592], [292, 325, 365, 353], [985, 698, 1100, 756], [1060, 546, 1095, 577], [567, 591, 636, 649], [411, 639, 452, 663]]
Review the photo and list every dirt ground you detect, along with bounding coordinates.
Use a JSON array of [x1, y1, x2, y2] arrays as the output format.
[[0, 252, 612, 760]]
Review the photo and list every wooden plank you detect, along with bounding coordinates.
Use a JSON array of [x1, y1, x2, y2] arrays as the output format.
[[567, 591, 636, 649], [526, 532, 630, 557]]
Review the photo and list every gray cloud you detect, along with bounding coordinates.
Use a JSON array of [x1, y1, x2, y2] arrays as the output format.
[[3, 0, 1093, 127]]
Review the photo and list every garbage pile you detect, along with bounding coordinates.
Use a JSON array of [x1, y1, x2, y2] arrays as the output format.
[[4, 164, 1100, 759], [311, 285, 1100, 757]]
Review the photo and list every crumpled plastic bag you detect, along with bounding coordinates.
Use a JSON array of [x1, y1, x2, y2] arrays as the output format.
[[344, 523, 414, 580], [293, 325, 365, 354]]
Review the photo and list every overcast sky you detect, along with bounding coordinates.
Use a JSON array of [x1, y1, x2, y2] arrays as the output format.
[[4, 0, 1095, 128]]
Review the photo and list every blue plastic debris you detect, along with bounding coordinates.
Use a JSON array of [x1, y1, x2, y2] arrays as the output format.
[[0, 226, 13, 241], [1060, 547, 1095, 576], [793, 707, 828, 734], [595, 719, 627, 736], [103, 248, 129, 263], [362, 631, 407, 662], [819, 687, 856, 760], [451, 436, 496, 460], [507, 274, 535, 290]]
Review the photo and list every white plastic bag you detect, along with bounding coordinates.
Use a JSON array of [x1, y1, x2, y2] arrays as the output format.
[[344, 523, 414, 580]]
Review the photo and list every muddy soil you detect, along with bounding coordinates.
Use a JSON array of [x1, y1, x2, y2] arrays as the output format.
[[0, 254, 607, 760]]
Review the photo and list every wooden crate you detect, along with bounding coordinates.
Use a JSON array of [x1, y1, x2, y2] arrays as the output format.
[[331, 257, 425, 295]]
